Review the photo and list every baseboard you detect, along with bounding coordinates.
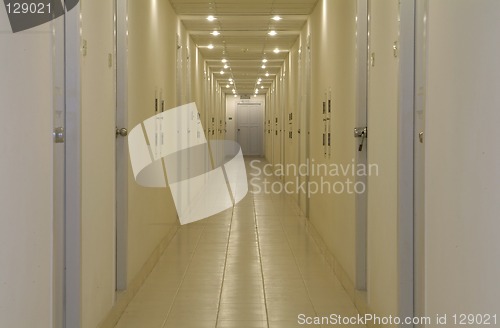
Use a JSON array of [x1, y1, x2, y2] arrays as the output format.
[[98, 226, 179, 328], [305, 219, 379, 326]]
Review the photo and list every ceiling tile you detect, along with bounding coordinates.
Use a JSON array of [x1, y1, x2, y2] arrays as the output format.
[[170, 0, 319, 94]]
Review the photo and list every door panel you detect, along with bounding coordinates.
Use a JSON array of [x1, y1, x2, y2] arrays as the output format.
[[80, 0, 116, 325], [366, 0, 400, 318], [366, 0, 415, 321], [414, 0, 427, 322], [298, 35, 312, 216], [237, 104, 264, 156], [0, 9, 58, 327], [53, 13, 66, 328], [116, 0, 128, 291]]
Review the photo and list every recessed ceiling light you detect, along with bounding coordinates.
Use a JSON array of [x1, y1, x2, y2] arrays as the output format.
[[268, 30, 277, 36], [258, 78, 262, 81], [272, 15, 282, 21], [265, 72, 270, 77], [220, 70, 224, 75], [234, 95, 238, 98], [262, 65, 266, 69], [262, 59, 268, 63], [254, 94, 257, 98], [230, 81, 234, 85], [221, 59, 227, 63], [232, 89, 236, 93], [255, 89, 259, 93], [226, 84, 230, 88], [261, 86, 264, 89], [224, 64, 229, 69], [207, 44, 214, 49], [207, 15, 216, 21], [273, 48, 280, 53], [229, 78, 233, 82], [257, 81, 261, 85], [211, 31, 220, 36]]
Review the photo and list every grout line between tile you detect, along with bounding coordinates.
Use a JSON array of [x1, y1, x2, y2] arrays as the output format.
[[277, 201, 320, 318], [254, 196, 271, 328], [160, 224, 208, 328], [214, 207, 234, 328]]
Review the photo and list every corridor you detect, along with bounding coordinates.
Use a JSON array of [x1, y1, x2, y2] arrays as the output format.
[[2, 0, 500, 327], [115, 159, 363, 328]]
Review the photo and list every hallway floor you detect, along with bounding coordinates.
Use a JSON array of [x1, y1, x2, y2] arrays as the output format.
[[115, 158, 364, 328]]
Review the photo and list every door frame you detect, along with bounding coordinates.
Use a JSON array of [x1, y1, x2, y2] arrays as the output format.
[[354, 0, 368, 291], [115, 0, 128, 292], [53, 11, 66, 328], [363, 0, 416, 321], [397, 0, 416, 322], [64, 4, 83, 327], [414, 0, 428, 323], [236, 102, 265, 156], [303, 34, 312, 218]]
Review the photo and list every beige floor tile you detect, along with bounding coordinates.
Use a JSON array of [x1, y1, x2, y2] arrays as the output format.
[[216, 320, 268, 328], [269, 320, 322, 328], [114, 158, 365, 328], [162, 318, 216, 328]]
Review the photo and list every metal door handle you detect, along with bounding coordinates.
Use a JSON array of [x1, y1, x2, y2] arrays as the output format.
[[116, 127, 128, 137], [54, 127, 65, 143], [354, 127, 367, 151]]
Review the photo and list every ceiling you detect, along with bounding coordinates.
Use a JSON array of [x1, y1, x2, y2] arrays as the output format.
[[169, 0, 319, 96]]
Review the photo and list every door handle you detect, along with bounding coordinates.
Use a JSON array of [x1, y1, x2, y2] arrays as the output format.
[[354, 127, 367, 151], [116, 127, 128, 137], [54, 127, 65, 143]]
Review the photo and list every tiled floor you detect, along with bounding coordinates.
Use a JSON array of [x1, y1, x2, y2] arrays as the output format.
[[115, 158, 364, 328]]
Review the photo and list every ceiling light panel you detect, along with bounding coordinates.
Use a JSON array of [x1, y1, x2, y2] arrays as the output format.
[[171, 0, 320, 95], [170, 0, 319, 16]]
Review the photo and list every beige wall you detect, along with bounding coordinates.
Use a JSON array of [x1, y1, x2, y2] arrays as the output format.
[[79, 0, 207, 325], [264, 0, 359, 286], [365, 0, 400, 321], [316, 0, 357, 283], [305, 0, 358, 289], [126, 0, 179, 286], [263, 0, 403, 323], [80, 0, 116, 326], [424, 0, 500, 319], [284, 39, 300, 203]]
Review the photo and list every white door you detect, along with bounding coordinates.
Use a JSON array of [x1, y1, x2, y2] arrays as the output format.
[[53, 13, 65, 328], [298, 35, 312, 217], [272, 78, 282, 167], [366, 0, 414, 319], [116, 0, 128, 291], [414, 0, 427, 321], [237, 104, 264, 156], [366, 0, 401, 318], [0, 8, 65, 328]]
